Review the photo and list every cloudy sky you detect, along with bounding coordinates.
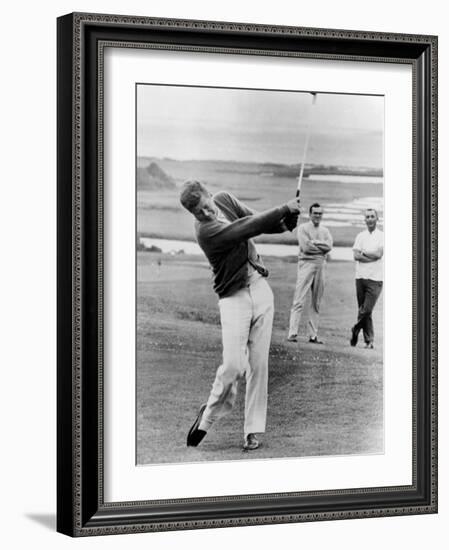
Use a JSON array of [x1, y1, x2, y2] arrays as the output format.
[[137, 85, 384, 168]]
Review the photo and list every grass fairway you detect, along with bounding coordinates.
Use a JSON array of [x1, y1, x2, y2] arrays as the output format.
[[137, 252, 383, 464]]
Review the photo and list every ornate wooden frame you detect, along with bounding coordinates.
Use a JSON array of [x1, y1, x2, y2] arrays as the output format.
[[57, 12, 438, 536]]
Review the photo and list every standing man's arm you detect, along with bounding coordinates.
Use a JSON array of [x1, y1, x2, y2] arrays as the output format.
[[353, 233, 368, 262], [313, 227, 333, 254], [297, 225, 322, 255], [353, 238, 383, 262], [353, 249, 375, 262], [363, 245, 384, 260]]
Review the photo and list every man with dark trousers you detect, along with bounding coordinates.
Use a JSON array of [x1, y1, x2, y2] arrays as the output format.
[[350, 208, 384, 349], [180, 180, 300, 451]]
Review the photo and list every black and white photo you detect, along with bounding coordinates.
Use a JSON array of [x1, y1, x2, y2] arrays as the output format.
[[57, 13, 437, 536], [136, 84, 385, 464]]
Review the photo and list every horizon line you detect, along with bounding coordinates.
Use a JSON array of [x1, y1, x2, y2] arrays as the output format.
[[137, 155, 383, 172]]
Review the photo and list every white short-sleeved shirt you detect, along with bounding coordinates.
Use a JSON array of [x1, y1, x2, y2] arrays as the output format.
[[352, 228, 384, 281]]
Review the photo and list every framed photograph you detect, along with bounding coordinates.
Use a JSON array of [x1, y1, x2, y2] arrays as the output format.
[[57, 12, 438, 536]]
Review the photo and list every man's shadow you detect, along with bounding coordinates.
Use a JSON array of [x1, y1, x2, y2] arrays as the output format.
[[25, 513, 55, 531]]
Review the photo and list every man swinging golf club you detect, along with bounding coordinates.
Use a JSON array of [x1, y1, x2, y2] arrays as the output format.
[[180, 180, 300, 451]]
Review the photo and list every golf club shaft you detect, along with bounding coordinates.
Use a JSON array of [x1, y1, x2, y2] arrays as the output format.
[[296, 92, 317, 197]]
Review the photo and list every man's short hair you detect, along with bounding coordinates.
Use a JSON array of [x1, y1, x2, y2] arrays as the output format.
[[309, 202, 322, 214], [180, 180, 209, 213], [364, 208, 378, 218]]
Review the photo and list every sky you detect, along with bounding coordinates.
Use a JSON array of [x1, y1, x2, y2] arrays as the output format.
[[137, 84, 384, 168]]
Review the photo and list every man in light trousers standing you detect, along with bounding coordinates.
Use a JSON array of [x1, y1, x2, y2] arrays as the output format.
[[287, 203, 333, 344], [180, 180, 300, 451]]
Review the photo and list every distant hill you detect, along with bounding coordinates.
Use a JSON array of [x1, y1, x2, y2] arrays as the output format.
[[137, 162, 176, 190], [138, 157, 382, 179]]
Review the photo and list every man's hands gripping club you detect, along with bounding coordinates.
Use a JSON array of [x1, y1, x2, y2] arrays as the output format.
[[282, 196, 301, 232], [286, 196, 301, 214]]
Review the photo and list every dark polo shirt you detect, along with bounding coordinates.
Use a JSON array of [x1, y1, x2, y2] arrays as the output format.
[[195, 191, 293, 298]]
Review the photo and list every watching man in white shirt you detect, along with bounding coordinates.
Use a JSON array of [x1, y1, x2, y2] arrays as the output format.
[[350, 208, 384, 349]]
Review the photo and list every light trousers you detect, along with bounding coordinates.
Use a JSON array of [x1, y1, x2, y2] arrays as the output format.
[[288, 260, 325, 339], [199, 276, 274, 436]]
